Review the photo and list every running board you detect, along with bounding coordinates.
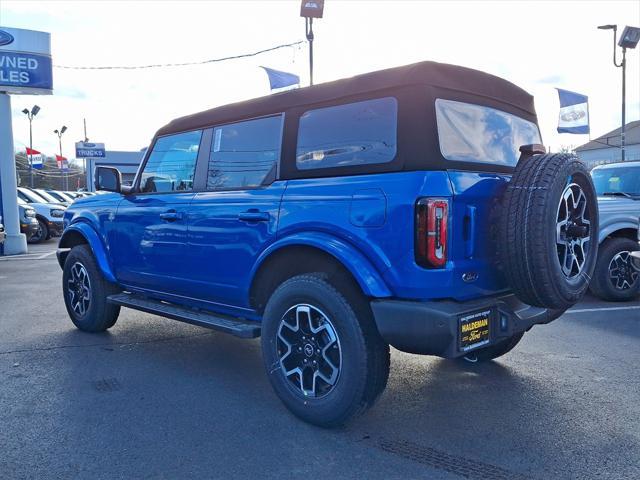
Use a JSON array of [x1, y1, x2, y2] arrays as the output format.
[[107, 293, 261, 339]]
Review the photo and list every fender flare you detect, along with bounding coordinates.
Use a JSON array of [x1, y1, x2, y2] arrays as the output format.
[[58, 222, 117, 283], [251, 232, 392, 298], [599, 222, 638, 244]]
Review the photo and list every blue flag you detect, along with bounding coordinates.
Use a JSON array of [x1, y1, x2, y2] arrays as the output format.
[[261, 67, 299, 90], [557, 88, 589, 134]]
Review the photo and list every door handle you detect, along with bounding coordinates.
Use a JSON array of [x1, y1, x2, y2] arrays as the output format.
[[159, 210, 183, 222], [238, 210, 270, 222]]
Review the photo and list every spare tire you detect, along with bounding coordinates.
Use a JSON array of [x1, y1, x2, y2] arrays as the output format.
[[498, 153, 599, 310]]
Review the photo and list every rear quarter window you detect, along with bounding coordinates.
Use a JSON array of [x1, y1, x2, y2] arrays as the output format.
[[435, 99, 541, 167], [296, 97, 398, 170]]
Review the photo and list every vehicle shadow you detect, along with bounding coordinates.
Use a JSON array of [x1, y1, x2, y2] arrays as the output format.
[[349, 352, 637, 479], [40, 322, 638, 479]]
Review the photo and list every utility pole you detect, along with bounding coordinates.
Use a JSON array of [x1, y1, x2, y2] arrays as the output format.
[[54, 126, 67, 190], [83, 118, 88, 190], [306, 17, 314, 86], [21, 105, 40, 188], [300, 0, 324, 87], [598, 24, 640, 162], [621, 46, 626, 161]]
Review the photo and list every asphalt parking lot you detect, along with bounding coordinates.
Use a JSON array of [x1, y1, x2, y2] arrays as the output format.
[[1, 239, 639, 480]]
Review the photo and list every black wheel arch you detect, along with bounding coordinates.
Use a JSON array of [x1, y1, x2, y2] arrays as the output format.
[[249, 245, 369, 316]]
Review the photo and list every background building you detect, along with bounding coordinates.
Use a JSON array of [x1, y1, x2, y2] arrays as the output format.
[[575, 120, 640, 168], [85, 149, 146, 191]]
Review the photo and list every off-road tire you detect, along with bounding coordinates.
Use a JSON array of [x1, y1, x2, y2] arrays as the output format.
[[261, 274, 390, 428], [460, 332, 525, 363], [498, 153, 598, 310], [62, 245, 120, 332], [589, 237, 640, 301]]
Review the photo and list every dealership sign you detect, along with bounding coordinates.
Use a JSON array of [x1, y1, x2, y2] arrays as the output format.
[[75, 142, 106, 158], [0, 26, 52, 95]]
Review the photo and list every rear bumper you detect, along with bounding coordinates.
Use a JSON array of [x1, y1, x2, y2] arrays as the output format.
[[370, 293, 564, 358]]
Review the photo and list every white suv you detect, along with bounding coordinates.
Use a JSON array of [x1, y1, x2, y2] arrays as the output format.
[[16, 187, 66, 243]]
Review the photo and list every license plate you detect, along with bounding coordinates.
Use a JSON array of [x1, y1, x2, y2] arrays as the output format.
[[459, 309, 492, 352]]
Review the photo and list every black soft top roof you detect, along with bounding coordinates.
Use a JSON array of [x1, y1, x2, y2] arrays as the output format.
[[157, 61, 535, 137]]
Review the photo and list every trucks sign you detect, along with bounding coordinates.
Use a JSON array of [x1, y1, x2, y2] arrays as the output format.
[[75, 142, 106, 158]]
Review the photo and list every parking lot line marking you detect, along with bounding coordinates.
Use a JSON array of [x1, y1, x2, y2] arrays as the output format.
[[0, 254, 41, 261], [37, 251, 57, 259], [566, 305, 640, 314]]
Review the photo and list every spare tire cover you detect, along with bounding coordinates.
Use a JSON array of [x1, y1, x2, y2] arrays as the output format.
[[498, 153, 599, 310]]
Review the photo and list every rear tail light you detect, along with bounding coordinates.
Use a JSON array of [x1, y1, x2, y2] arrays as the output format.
[[415, 198, 449, 268]]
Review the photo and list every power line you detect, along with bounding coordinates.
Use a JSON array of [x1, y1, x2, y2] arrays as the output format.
[[54, 41, 304, 70]]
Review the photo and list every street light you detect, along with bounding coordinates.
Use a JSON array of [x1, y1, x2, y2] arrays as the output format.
[[300, 0, 324, 86], [598, 24, 640, 161], [21, 105, 40, 188], [54, 126, 68, 190]]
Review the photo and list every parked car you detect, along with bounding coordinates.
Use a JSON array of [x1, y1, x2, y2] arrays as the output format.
[[19, 203, 39, 243], [630, 223, 640, 269], [16, 188, 66, 242], [57, 61, 600, 427], [589, 162, 640, 301], [46, 190, 75, 204], [29, 188, 71, 207], [0, 215, 5, 246]]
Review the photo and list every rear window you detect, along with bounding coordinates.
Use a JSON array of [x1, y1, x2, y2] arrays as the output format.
[[435, 99, 541, 167], [296, 97, 397, 170]]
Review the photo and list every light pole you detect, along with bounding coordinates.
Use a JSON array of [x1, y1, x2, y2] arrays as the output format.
[[54, 126, 67, 190], [598, 24, 640, 162], [21, 105, 40, 188], [300, 0, 324, 86]]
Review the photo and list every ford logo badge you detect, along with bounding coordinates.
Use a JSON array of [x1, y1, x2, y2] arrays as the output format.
[[560, 110, 586, 122], [0, 30, 15, 47], [462, 272, 479, 283]]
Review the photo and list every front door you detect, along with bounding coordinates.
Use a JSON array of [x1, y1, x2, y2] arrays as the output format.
[[109, 129, 204, 297], [186, 114, 285, 308]]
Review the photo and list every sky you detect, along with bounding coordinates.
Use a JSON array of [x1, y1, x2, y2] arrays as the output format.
[[1, 0, 639, 160]]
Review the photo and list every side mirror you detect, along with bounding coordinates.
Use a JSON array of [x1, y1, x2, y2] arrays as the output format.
[[95, 166, 122, 193]]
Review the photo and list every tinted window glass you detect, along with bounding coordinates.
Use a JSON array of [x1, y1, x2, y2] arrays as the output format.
[[435, 99, 541, 167], [207, 115, 282, 190], [296, 97, 397, 170], [592, 166, 640, 196], [140, 130, 202, 193]]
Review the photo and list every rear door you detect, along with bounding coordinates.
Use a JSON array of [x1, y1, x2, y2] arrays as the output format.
[[186, 114, 285, 308], [110, 130, 204, 296]]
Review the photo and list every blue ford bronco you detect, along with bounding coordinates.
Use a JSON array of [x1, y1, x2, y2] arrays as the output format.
[[58, 62, 599, 427]]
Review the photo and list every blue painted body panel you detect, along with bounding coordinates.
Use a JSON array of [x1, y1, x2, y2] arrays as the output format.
[[61, 169, 512, 319], [60, 193, 122, 283], [109, 192, 195, 296], [186, 183, 286, 307]]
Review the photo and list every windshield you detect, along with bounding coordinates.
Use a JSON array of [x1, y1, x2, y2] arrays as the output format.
[[592, 166, 640, 197], [435, 99, 542, 167], [35, 189, 61, 203], [18, 188, 48, 203]]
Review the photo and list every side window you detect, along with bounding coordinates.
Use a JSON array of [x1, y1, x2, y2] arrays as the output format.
[[207, 115, 283, 190], [140, 130, 202, 193], [435, 99, 542, 167], [296, 97, 398, 170]]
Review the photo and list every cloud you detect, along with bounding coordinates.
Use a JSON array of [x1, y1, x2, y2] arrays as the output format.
[[2, 0, 639, 155], [54, 85, 87, 99], [536, 75, 565, 85]]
